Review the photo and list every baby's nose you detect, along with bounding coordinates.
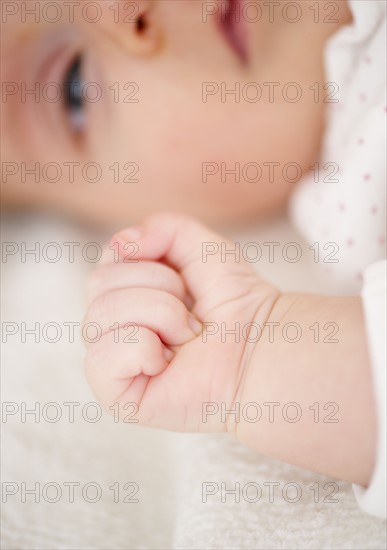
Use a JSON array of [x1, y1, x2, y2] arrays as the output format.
[[80, 1, 162, 58]]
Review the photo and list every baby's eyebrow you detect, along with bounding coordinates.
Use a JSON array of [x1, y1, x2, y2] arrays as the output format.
[[2, 9, 43, 47]]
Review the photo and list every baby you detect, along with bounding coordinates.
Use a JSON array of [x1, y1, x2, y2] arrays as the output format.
[[2, 0, 385, 518]]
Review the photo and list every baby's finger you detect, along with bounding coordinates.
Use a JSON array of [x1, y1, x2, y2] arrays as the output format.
[[84, 288, 201, 347], [86, 261, 186, 306], [112, 213, 255, 303], [85, 326, 171, 408]]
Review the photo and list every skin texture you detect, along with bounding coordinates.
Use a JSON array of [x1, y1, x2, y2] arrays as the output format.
[[1, 0, 352, 227], [84, 213, 377, 487]]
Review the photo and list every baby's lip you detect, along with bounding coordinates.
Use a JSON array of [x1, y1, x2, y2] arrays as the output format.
[[215, 0, 249, 64]]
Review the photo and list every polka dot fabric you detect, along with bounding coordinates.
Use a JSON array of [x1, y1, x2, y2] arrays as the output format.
[[290, 0, 386, 292]]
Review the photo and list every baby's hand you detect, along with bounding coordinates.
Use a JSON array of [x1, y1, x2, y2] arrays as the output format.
[[84, 213, 279, 432]]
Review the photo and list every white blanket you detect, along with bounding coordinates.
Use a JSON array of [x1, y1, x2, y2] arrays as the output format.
[[1, 214, 386, 549]]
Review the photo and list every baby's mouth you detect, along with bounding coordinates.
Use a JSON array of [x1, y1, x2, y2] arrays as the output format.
[[216, 0, 249, 64]]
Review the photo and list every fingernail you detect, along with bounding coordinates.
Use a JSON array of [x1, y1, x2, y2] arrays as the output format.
[[163, 347, 175, 362], [188, 314, 202, 335]]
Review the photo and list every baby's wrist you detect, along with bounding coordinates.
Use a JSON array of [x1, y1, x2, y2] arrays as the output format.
[[223, 284, 283, 436]]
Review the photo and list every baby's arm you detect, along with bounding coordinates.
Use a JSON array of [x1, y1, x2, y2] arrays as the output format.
[[84, 213, 377, 487], [236, 292, 376, 487]]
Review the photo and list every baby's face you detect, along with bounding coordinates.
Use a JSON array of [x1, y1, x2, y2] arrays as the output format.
[[2, 0, 335, 227]]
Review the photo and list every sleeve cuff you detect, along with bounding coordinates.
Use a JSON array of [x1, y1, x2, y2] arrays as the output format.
[[353, 260, 386, 517]]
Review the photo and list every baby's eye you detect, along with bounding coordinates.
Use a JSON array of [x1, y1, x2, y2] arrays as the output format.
[[63, 55, 85, 135]]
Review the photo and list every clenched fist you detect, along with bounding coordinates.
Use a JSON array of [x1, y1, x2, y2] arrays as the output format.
[[84, 213, 279, 433]]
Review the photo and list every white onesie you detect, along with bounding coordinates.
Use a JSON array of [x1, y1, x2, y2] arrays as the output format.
[[290, 0, 386, 518]]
